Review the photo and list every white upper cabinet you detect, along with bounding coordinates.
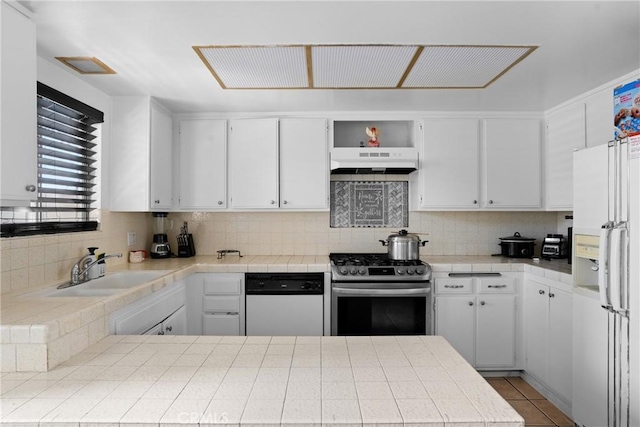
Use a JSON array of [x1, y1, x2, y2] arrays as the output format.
[[280, 118, 328, 209], [483, 118, 542, 209], [228, 117, 329, 210], [1, 2, 37, 205], [110, 97, 173, 211], [545, 103, 586, 210], [178, 119, 227, 209], [420, 118, 480, 209], [228, 118, 279, 209]]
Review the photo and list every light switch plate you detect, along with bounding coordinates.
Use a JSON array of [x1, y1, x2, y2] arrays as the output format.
[[127, 231, 136, 246]]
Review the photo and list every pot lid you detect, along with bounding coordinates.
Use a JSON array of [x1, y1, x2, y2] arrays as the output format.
[[387, 229, 422, 242], [498, 232, 536, 242]]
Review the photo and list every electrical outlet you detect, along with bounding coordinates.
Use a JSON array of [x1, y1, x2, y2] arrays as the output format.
[[127, 231, 136, 246]]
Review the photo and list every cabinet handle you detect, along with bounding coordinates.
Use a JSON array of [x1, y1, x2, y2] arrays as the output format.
[[157, 331, 165, 335], [283, 200, 288, 205], [165, 326, 173, 332], [549, 293, 555, 298], [25, 185, 36, 192], [154, 199, 160, 204], [488, 285, 507, 288], [468, 301, 474, 306], [480, 301, 486, 306], [270, 200, 276, 205], [489, 200, 494, 204], [539, 289, 545, 295], [444, 284, 464, 289], [218, 201, 223, 205], [473, 200, 477, 204]]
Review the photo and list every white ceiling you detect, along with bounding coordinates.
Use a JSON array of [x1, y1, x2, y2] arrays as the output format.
[[21, 1, 640, 114]]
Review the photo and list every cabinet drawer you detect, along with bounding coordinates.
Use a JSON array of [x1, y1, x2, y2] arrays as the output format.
[[479, 278, 515, 293], [435, 278, 473, 294], [203, 296, 240, 313], [203, 314, 240, 336], [204, 279, 241, 295]]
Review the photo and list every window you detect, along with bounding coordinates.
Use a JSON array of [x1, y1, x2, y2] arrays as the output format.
[[0, 83, 103, 237]]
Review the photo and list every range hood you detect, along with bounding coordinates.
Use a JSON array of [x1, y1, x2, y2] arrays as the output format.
[[330, 148, 418, 175]]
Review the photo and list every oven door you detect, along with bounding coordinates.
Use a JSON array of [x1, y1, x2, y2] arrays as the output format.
[[331, 285, 432, 336]]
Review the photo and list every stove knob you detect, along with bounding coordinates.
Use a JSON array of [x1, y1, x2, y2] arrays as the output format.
[[407, 268, 415, 275], [416, 267, 426, 275], [397, 268, 405, 275], [358, 268, 366, 275], [339, 267, 348, 275], [349, 267, 358, 275]]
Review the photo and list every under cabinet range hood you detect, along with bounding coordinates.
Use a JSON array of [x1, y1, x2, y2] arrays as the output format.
[[330, 148, 418, 174]]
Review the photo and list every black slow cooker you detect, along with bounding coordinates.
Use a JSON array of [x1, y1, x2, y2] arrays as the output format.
[[498, 232, 536, 258]]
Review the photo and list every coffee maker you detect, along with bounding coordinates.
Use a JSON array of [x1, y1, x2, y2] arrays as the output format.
[[150, 212, 172, 258]]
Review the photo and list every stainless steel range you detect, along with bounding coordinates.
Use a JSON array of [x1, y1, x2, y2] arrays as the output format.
[[329, 253, 432, 336]]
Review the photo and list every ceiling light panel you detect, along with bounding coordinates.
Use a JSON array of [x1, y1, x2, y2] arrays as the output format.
[[56, 57, 116, 74], [402, 46, 536, 88], [197, 46, 308, 89], [312, 45, 418, 88]]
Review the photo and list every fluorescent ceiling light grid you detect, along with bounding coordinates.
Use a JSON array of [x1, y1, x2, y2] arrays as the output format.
[[312, 45, 418, 88], [402, 46, 535, 88], [197, 46, 308, 89]]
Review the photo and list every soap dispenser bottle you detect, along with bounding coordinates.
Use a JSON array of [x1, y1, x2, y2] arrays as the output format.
[[86, 247, 99, 279]]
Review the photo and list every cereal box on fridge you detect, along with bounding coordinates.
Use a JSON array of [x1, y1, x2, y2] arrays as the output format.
[[613, 79, 640, 138]]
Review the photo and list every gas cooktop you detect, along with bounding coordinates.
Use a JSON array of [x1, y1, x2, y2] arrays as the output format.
[[329, 253, 431, 281]]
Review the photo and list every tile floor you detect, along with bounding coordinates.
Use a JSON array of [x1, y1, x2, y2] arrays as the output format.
[[487, 377, 573, 426]]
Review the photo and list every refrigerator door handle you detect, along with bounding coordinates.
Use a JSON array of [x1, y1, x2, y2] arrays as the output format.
[[599, 224, 612, 309], [609, 227, 623, 312]]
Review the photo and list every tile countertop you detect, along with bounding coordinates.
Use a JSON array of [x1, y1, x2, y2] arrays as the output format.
[[0, 254, 572, 373], [0, 335, 524, 426]]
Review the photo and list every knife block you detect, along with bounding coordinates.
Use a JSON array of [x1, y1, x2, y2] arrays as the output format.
[[177, 234, 196, 258]]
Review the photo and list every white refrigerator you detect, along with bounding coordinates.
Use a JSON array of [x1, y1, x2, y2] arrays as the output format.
[[573, 137, 639, 427]]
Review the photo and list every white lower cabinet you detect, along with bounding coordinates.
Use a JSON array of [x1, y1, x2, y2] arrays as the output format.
[[434, 275, 518, 369], [186, 273, 245, 336], [524, 277, 572, 406], [109, 281, 186, 335]]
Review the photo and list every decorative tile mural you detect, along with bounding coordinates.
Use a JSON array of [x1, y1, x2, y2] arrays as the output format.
[[330, 181, 408, 228]]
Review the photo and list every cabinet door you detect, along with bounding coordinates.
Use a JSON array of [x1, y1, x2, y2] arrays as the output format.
[[435, 296, 476, 365], [547, 288, 572, 403], [203, 314, 240, 335], [162, 305, 186, 335], [546, 103, 586, 210], [476, 295, 516, 368], [280, 118, 328, 209], [421, 118, 480, 208], [524, 281, 549, 382], [179, 119, 226, 209], [1, 2, 37, 204], [484, 118, 542, 208], [229, 118, 279, 209], [150, 104, 173, 210]]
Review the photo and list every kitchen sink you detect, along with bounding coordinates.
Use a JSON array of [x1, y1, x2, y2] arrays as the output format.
[[26, 270, 172, 298]]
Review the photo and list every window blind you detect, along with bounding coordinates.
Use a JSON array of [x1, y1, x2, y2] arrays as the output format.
[[0, 83, 103, 237]]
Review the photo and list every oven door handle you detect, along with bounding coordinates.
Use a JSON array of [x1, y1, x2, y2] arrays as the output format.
[[332, 287, 430, 297]]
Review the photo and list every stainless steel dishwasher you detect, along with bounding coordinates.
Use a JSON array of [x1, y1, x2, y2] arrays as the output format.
[[245, 273, 324, 336]]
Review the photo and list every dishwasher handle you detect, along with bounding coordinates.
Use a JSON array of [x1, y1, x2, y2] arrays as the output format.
[[332, 287, 430, 297]]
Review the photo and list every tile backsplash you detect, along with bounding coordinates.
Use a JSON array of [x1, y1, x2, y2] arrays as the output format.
[[0, 210, 150, 294], [168, 210, 562, 258]]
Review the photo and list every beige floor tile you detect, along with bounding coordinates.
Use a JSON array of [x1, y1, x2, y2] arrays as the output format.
[[507, 400, 554, 426], [486, 378, 527, 400], [507, 377, 546, 400], [531, 399, 574, 426]]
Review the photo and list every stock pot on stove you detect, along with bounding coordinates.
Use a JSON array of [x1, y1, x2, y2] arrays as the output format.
[[379, 229, 428, 260]]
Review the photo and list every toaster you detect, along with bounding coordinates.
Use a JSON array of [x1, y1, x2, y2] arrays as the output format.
[[541, 234, 568, 259]]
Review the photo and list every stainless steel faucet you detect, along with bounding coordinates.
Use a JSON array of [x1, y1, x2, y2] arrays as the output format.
[[60, 252, 123, 289]]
